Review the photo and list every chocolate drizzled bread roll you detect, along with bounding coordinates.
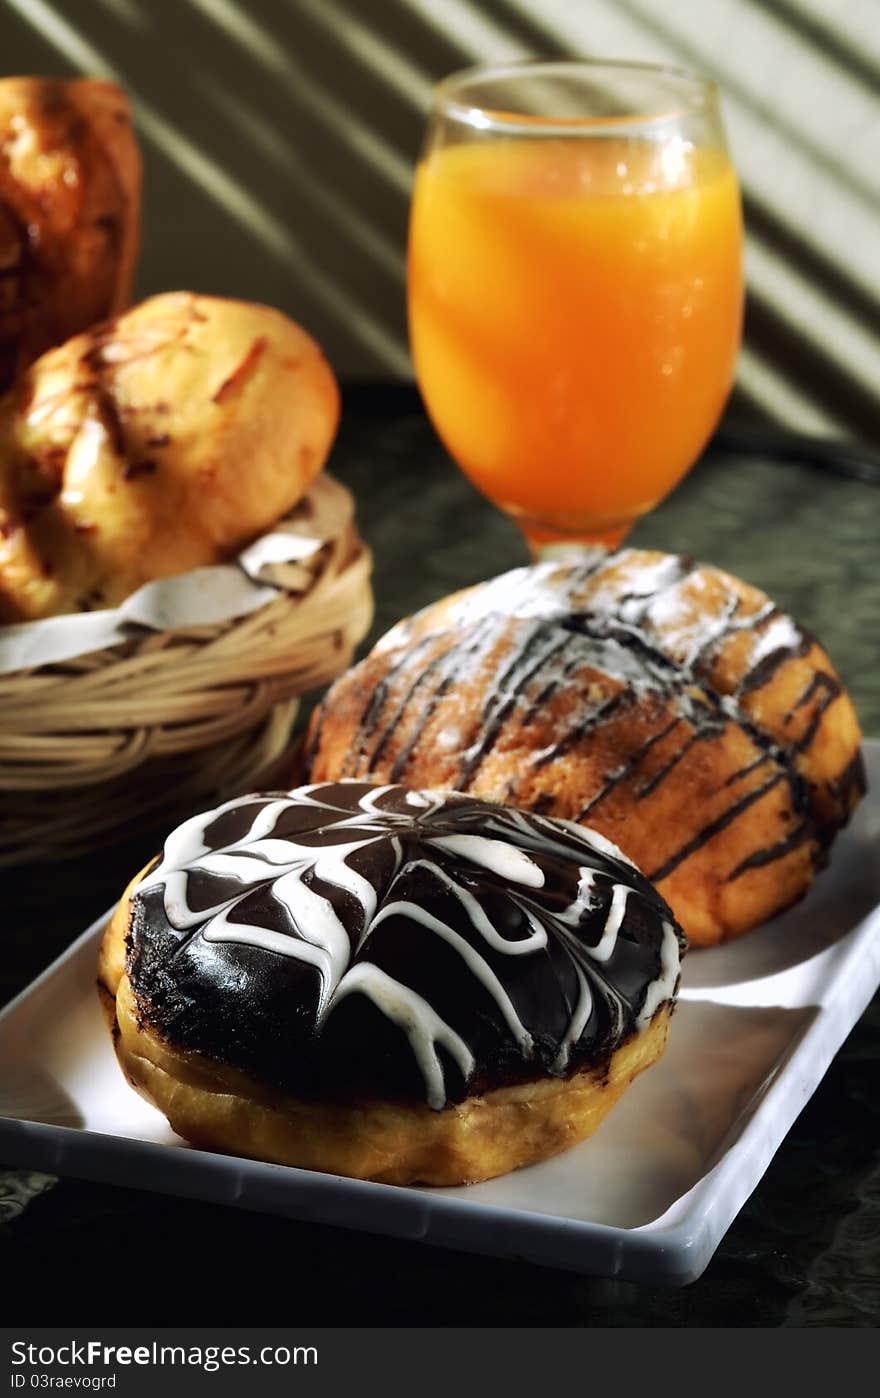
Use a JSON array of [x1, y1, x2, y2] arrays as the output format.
[[98, 782, 683, 1185], [305, 551, 864, 946], [0, 78, 141, 389]]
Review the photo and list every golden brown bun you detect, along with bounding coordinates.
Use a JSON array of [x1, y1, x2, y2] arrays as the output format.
[[98, 888, 671, 1186], [305, 552, 864, 947], [0, 78, 141, 389], [0, 292, 339, 620]]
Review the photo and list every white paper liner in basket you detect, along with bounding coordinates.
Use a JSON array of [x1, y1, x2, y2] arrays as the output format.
[[0, 473, 373, 865]]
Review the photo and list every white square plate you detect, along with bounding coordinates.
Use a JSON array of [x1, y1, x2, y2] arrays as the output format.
[[2, 742, 879, 1285]]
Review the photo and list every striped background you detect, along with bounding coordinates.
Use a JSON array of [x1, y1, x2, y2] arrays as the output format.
[[2, 0, 878, 441]]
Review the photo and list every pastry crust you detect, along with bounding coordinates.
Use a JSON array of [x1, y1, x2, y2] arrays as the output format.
[[0, 292, 339, 621], [99, 892, 672, 1186], [0, 77, 141, 388], [304, 553, 864, 947]]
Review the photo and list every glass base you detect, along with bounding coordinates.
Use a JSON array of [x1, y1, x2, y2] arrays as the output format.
[[519, 517, 632, 560]]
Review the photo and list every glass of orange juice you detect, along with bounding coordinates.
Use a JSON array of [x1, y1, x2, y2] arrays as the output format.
[[408, 60, 744, 553]]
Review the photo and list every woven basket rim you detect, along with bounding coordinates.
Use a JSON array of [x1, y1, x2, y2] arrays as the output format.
[[0, 475, 373, 833], [0, 471, 360, 679]]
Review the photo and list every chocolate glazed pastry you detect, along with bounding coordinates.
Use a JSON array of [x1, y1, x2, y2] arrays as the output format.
[[98, 782, 683, 1185], [0, 77, 141, 389], [305, 551, 865, 946]]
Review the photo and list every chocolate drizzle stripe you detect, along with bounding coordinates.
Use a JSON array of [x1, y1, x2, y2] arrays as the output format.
[[518, 651, 584, 727], [385, 615, 503, 781], [306, 550, 862, 921], [369, 645, 458, 776], [574, 717, 683, 820], [721, 752, 772, 788], [531, 689, 632, 771], [340, 633, 440, 777], [647, 771, 788, 883], [735, 616, 812, 697], [794, 673, 843, 753], [725, 822, 814, 881], [634, 729, 714, 800], [832, 749, 868, 808], [96, 388, 126, 457], [784, 671, 825, 723], [458, 626, 572, 787]]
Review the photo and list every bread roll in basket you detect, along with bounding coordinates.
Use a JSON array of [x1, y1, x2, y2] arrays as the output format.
[[0, 293, 372, 864]]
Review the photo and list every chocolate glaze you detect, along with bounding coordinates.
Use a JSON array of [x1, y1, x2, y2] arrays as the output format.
[[126, 782, 683, 1111]]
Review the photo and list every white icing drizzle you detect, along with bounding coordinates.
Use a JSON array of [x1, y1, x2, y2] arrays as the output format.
[[425, 833, 545, 887], [745, 611, 801, 669], [557, 868, 609, 928], [369, 899, 534, 1055], [329, 962, 475, 1110], [269, 873, 350, 1016], [587, 884, 630, 963], [406, 858, 547, 956], [201, 903, 341, 1013], [553, 963, 593, 1073], [399, 551, 797, 708], [541, 814, 638, 870], [139, 795, 271, 922], [637, 919, 682, 1029]]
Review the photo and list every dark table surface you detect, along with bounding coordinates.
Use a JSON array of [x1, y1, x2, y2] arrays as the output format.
[[3, 387, 879, 1326]]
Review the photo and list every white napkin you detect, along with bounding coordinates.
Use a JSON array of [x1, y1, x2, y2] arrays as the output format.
[[0, 473, 350, 673]]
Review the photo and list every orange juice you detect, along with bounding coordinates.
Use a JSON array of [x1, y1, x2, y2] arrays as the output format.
[[408, 138, 743, 545]]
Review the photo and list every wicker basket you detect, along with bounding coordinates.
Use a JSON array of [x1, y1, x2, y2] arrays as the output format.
[[0, 474, 372, 865]]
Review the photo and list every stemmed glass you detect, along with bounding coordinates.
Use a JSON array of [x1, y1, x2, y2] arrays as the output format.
[[408, 60, 743, 554]]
